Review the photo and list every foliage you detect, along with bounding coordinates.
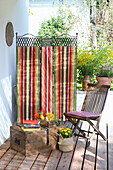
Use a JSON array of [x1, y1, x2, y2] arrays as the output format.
[[96, 63, 113, 77], [29, 8, 33, 15], [56, 119, 62, 126], [58, 128, 73, 139], [38, 4, 76, 36], [77, 45, 97, 77], [95, 45, 113, 77], [74, 0, 113, 46], [77, 44, 113, 83]]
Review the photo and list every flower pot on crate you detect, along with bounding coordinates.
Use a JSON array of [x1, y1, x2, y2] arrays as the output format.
[[82, 75, 91, 91], [58, 137, 74, 152], [96, 77, 113, 86]]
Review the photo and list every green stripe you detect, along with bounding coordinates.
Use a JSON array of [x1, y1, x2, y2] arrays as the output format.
[[74, 47, 77, 111], [16, 47, 20, 123], [71, 47, 77, 111], [30, 47, 33, 119]]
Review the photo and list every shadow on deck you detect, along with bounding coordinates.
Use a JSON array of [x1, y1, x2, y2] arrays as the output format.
[[0, 123, 113, 170]]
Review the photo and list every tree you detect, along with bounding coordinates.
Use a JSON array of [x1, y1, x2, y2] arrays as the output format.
[[85, 0, 113, 46], [73, 0, 113, 46], [38, 4, 76, 36]]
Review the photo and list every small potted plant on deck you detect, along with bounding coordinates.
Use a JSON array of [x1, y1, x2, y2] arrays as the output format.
[[58, 128, 74, 152], [96, 63, 113, 85], [95, 46, 113, 85]]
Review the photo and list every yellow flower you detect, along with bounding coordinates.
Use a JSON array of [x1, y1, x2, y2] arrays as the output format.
[[65, 133, 68, 135], [64, 130, 67, 132], [101, 62, 104, 64], [47, 113, 54, 121], [94, 67, 97, 69], [102, 56, 107, 59], [60, 128, 64, 130]]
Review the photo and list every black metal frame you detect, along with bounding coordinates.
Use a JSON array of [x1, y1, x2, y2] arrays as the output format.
[[16, 33, 78, 47]]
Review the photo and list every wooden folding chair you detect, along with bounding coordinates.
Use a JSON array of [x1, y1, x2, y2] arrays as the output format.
[[64, 83, 110, 145]]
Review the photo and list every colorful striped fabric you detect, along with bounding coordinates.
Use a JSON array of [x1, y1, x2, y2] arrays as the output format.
[[41, 47, 53, 116], [16, 45, 76, 123], [53, 46, 76, 120], [16, 46, 41, 123]]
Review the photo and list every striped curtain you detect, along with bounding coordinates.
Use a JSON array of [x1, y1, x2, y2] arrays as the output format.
[[16, 47, 41, 123], [53, 46, 76, 120], [41, 47, 53, 117], [16, 45, 76, 123]]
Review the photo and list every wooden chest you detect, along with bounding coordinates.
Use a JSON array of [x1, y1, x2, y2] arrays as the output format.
[[10, 124, 67, 156], [40, 120, 57, 128]]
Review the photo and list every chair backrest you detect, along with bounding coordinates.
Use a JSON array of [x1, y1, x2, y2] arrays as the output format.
[[81, 83, 110, 114]]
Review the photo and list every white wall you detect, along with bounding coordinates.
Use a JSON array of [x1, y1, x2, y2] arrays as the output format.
[[0, 0, 29, 145]]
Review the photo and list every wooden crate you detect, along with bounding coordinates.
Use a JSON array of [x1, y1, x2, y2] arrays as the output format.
[[10, 124, 68, 156], [42, 123, 68, 150], [40, 120, 57, 128], [10, 126, 48, 156]]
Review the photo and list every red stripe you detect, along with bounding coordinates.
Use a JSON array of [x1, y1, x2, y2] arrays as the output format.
[[48, 47, 51, 112], [41, 47, 47, 116], [61, 46, 63, 119], [51, 47, 53, 113], [24, 47, 26, 121], [33, 47, 36, 118], [58, 47, 60, 119], [20, 47, 23, 123], [29, 47, 32, 119], [44, 47, 47, 116], [69, 47, 73, 111]]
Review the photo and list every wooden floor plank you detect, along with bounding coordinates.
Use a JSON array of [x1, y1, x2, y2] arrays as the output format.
[[0, 148, 17, 170], [0, 139, 10, 159], [96, 137, 107, 170], [70, 138, 86, 170], [83, 137, 97, 170], [57, 136, 78, 170], [44, 150, 62, 170], [31, 151, 51, 170], [0, 123, 113, 170], [108, 136, 113, 170], [5, 152, 25, 170], [18, 154, 38, 170], [57, 150, 73, 170]]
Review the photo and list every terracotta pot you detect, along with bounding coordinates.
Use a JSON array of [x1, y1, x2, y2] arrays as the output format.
[[58, 137, 74, 152], [82, 75, 91, 91], [96, 77, 113, 86]]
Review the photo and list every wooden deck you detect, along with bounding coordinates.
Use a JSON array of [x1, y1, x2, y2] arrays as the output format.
[[0, 124, 113, 170]]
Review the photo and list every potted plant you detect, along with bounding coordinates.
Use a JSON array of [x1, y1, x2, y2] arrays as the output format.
[[58, 128, 74, 152], [77, 46, 97, 91], [95, 46, 113, 85], [96, 63, 113, 85]]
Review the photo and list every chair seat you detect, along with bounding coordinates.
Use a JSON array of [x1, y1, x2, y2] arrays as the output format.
[[66, 111, 100, 118]]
